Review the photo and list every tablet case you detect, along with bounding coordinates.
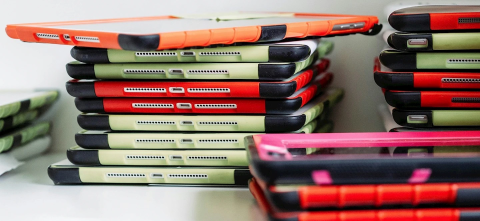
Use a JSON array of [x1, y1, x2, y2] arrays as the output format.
[[385, 90, 480, 109], [0, 109, 39, 134], [73, 80, 324, 114], [0, 90, 58, 119], [247, 131, 480, 185], [66, 63, 332, 99], [75, 119, 318, 150], [392, 109, 480, 128], [0, 122, 51, 153], [379, 50, 480, 70], [389, 5, 480, 32], [7, 12, 380, 51], [70, 39, 326, 63], [388, 32, 480, 51], [76, 88, 343, 132]]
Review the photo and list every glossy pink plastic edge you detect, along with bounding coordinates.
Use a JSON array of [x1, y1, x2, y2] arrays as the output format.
[[253, 131, 480, 161]]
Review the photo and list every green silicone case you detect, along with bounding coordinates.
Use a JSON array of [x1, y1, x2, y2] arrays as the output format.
[[0, 90, 58, 119], [0, 109, 39, 133], [433, 110, 480, 126], [0, 121, 51, 153], [432, 33, 480, 50], [417, 52, 480, 69]]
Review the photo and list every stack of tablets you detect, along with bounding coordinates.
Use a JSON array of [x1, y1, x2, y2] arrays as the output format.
[[0, 90, 58, 175], [247, 131, 480, 220], [54, 38, 344, 185], [375, 5, 480, 131]]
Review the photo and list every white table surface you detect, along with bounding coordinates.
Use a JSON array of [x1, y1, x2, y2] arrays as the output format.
[[0, 153, 263, 221]]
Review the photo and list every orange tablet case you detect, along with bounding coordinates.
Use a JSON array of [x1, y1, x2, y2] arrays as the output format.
[[6, 12, 380, 51]]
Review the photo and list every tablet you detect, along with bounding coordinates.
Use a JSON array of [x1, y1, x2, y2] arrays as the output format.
[[0, 90, 58, 119], [388, 32, 480, 51], [373, 57, 480, 90], [0, 122, 50, 153], [6, 12, 380, 51], [76, 88, 343, 132], [255, 177, 480, 211], [247, 131, 480, 185], [75, 119, 318, 150], [392, 109, 480, 127], [379, 50, 480, 70], [70, 39, 327, 63], [66, 63, 332, 99], [249, 178, 480, 221], [48, 160, 251, 185], [0, 109, 39, 134], [385, 90, 480, 109], [389, 5, 480, 32], [74, 80, 324, 114], [66, 47, 319, 80]]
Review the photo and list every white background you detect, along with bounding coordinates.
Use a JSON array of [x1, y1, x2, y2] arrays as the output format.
[[0, 0, 406, 153]]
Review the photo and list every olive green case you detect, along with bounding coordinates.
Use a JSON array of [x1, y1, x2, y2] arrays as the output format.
[[66, 40, 333, 80], [77, 88, 343, 132], [0, 90, 58, 119], [393, 109, 480, 128], [70, 39, 330, 63], [48, 160, 251, 185], [379, 50, 480, 70], [388, 32, 480, 51], [0, 109, 40, 134], [0, 121, 51, 153], [75, 119, 318, 150]]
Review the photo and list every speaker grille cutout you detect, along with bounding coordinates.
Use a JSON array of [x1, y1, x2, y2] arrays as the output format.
[[447, 59, 480, 63], [36, 33, 59, 39], [132, 103, 174, 108], [106, 173, 145, 177], [459, 18, 480, 23], [195, 104, 236, 109], [75, 36, 100, 43], [135, 139, 175, 143], [188, 88, 230, 93], [198, 121, 237, 125], [198, 139, 238, 143], [187, 70, 229, 74], [126, 155, 165, 159], [187, 156, 227, 160], [452, 97, 480, 103], [199, 51, 241, 56], [136, 121, 175, 125], [124, 69, 166, 74], [136, 52, 177, 56], [124, 88, 166, 93], [168, 174, 208, 178], [442, 78, 480, 83]]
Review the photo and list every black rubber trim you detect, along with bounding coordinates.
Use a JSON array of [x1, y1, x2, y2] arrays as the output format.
[[268, 215, 298, 221], [48, 166, 82, 185], [389, 13, 431, 32], [265, 115, 306, 132], [75, 133, 110, 149], [66, 63, 96, 79], [388, 33, 433, 51], [379, 50, 417, 71], [265, 98, 302, 114], [66, 81, 97, 98], [70, 47, 110, 63], [456, 189, 480, 207], [19, 100, 30, 112], [1, 116, 14, 133], [259, 25, 287, 42], [259, 82, 297, 98], [77, 114, 111, 130], [12, 134, 22, 149], [373, 72, 414, 89], [361, 23, 383, 36], [268, 45, 310, 62], [265, 190, 301, 211], [67, 149, 101, 165], [385, 91, 421, 109], [74, 98, 105, 113], [234, 169, 252, 186], [118, 34, 160, 51], [392, 109, 433, 127], [460, 212, 480, 221], [258, 63, 296, 80]]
